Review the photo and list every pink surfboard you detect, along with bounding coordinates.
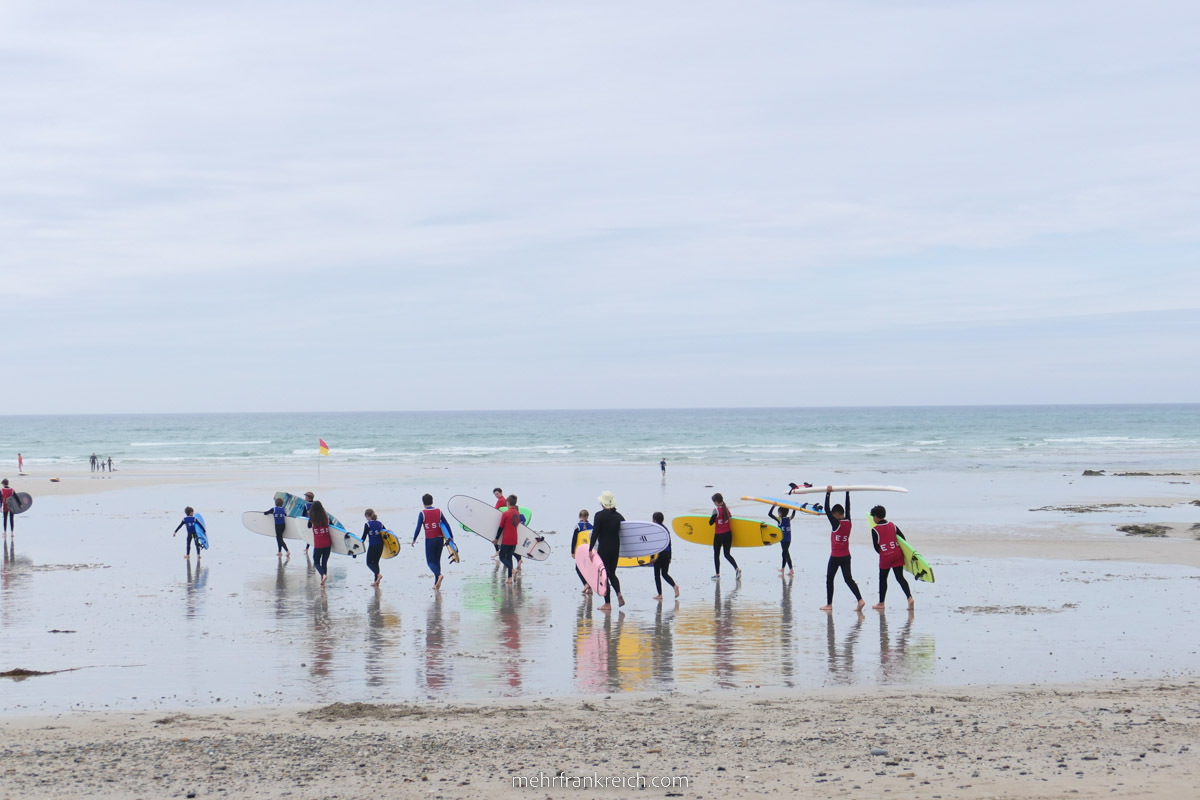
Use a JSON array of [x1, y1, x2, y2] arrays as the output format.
[[575, 544, 608, 597]]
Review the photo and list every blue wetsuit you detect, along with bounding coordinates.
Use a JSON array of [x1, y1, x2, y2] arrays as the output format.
[[174, 515, 206, 555]]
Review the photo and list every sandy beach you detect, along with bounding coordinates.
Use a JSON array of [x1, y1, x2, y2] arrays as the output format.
[[1, 678, 1197, 799], [3, 461, 1199, 798]]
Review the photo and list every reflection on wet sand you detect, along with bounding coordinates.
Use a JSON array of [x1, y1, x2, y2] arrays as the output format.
[[184, 560, 207, 620], [421, 593, 450, 695], [877, 609, 935, 683], [365, 587, 401, 689], [825, 610, 865, 684], [673, 581, 792, 689]]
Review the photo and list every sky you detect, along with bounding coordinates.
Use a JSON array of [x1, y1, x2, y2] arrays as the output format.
[[2, 0, 1198, 413]]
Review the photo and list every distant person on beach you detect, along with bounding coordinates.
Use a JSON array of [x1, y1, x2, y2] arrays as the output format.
[[90, 453, 97, 472], [412, 494, 453, 590], [590, 491, 625, 610], [820, 486, 865, 612], [362, 508, 389, 587], [264, 497, 289, 556], [493, 494, 524, 585], [17, 454, 23, 474], [709, 493, 740, 581], [572, 509, 592, 594], [768, 504, 796, 576], [308, 500, 332, 586], [107, 457, 113, 472], [651, 511, 679, 600], [660, 458, 666, 477], [870, 505, 914, 610], [173, 506, 206, 560], [2, 478, 20, 536]]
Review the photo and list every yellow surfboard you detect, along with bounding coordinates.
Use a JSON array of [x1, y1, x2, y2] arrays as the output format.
[[574, 530, 658, 567], [381, 530, 401, 559], [671, 515, 781, 547]]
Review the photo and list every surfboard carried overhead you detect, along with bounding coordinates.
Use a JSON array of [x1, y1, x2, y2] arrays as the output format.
[[783, 485, 908, 495], [740, 495, 823, 515], [671, 515, 782, 547]]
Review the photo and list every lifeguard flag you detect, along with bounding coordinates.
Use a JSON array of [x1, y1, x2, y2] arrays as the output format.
[[319, 439, 329, 456]]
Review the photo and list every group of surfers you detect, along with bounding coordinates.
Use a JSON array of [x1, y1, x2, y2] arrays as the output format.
[[170, 484, 917, 612]]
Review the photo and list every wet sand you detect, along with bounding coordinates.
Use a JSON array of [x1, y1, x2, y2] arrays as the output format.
[[1, 678, 1197, 799], [2, 464, 1199, 797]]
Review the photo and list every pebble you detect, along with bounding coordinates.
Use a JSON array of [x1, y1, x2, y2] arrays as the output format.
[[871, 748, 888, 756]]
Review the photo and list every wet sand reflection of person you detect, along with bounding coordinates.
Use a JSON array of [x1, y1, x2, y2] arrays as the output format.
[[184, 559, 207, 620], [826, 608, 866, 684], [651, 600, 676, 687], [497, 582, 523, 692], [422, 593, 450, 696], [712, 581, 737, 689], [574, 598, 608, 693], [779, 575, 796, 687], [878, 608, 917, 683], [603, 609, 626, 693], [308, 587, 335, 687]]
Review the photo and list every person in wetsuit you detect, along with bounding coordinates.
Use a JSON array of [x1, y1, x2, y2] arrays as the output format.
[[768, 504, 796, 575], [360, 508, 388, 586], [173, 506, 206, 559], [264, 496, 289, 556], [709, 493, 740, 580], [412, 494, 453, 590], [651, 511, 678, 600], [870, 504, 913, 610], [572, 509, 593, 594], [493, 494, 524, 585], [308, 501, 333, 586], [819, 486, 864, 612], [590, 490, 625, 610], [1, 479, 20, 536]]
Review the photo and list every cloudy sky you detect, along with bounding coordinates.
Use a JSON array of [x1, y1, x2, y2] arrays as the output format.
[[2, 1, 1197, 413]]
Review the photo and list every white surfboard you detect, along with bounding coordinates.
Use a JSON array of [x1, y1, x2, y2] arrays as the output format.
[[241, 511, 365, 557], [613, 521, 671, 558], [783, 485, 908, 495], [445, 495, 551, 561]]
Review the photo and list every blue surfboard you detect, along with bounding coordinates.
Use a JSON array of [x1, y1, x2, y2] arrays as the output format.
[[194, 513, 209, 550]]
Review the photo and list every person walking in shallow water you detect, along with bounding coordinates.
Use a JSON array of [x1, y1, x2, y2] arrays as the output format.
[[820, 485, 865, 612]]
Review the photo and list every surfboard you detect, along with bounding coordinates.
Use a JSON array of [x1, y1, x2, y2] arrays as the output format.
[[868, 516, 935, 583], [445, 495, 551, 561], [461, 505, 533, 534], [274, 491, 348, 531], [444, 536, 461, 563], [575, 542, 608, 596], [783, 485, 908, 495], [671, 515, 782, 547], [575, 529, 660, 568], [4, 492, 33, 515], [381, 530, 400, 559], [194, 513, 209, 550], [241, 512, 365, 557], [740, 495, 823, 515]]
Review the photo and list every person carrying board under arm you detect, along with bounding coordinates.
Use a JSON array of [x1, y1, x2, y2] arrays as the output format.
[[412, 494, 453, 590], [870, 504, 914, 610], [173, 506, 206, 560], [590, 491, 625, 610], [820, 486, 864, 612]]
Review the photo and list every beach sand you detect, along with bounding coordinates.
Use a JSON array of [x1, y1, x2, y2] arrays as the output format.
[[1, 678, 1197, 799], [2, 464, 1198, 798]]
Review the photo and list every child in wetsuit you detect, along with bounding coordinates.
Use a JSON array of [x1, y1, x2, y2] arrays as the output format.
[[820, 486, 864, 612], [572, 509, 593, 594], [264, 497, 289, 556], [412, 494, 453, 590], [173, 506, 206, 559], [768, 504, 796, 575], [363, 508, 388, 587], [651, 511, 678, 600], [870, 504, 913, 609], [708, 493, 740, 580]]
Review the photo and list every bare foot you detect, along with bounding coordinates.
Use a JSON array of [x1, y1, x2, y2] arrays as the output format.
[[872, 602, 885, 610], [320, 575, 327, 586], [674, 585, 681, 598], [434, 575, 444, 590], [819, 604, 833, 611], [907, 597, 915, 609], [617, 594, 625, 607], [855, 599, 866, 611], [788, 569, 794, 576], [653, 594, 663, 600], [184, 555, 190, 559], [598, 603, 611, 611], [370, 579, 380, 588]]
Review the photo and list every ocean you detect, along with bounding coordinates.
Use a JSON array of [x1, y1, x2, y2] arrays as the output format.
[[4, 404, 1199, 473]]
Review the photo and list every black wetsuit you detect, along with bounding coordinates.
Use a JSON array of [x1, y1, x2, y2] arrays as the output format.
[[872, 522, 912, 602], [824, 490, 862, 605], [590, 507, 624, 602]]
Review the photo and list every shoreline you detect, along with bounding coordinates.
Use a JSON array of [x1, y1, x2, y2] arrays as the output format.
[[1, 677, 1196, 799]]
